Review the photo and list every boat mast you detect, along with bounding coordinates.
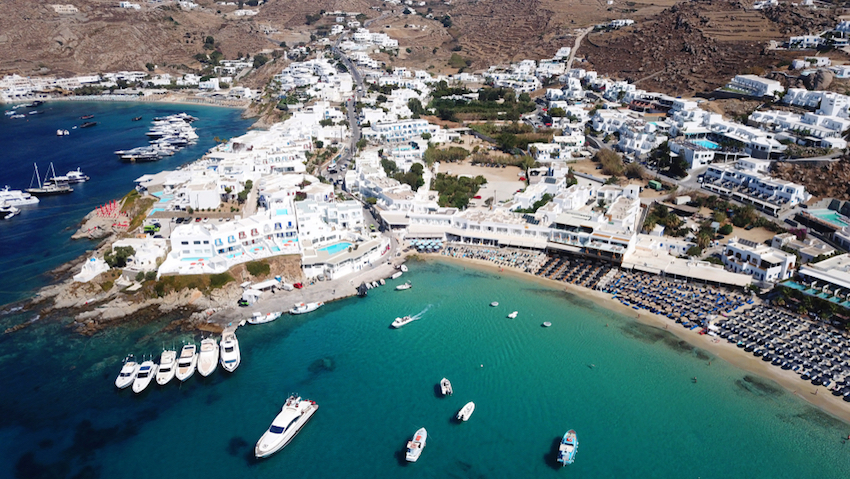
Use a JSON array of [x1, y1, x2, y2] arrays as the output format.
[[30, 163, 42, 189]]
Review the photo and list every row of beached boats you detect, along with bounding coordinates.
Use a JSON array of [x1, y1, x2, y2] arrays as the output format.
[[247, 301, 325, 325], [114, 332, 241, 393]]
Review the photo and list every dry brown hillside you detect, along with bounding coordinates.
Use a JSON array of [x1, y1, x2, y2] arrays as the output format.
[[579, 1, 837, 95], [0, 0, 842, 97]]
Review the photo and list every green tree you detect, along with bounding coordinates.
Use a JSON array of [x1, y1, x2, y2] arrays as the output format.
[[104, 246, 136, 268], [145, 62, 155, 72], [253, 54, 269, 68]]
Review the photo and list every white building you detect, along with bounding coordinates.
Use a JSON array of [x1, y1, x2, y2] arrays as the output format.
[[771, 233, 835, 263], [723, 237, 796, 283], [702, 158, 811, 214], [361, 119, 439, 143], [724, 75, 784, 98]]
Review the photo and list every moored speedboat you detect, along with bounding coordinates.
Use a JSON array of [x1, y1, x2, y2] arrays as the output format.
[[132, 360, 158, 394], [254, 395, 319, 458], [289, 302, 323, 315], [114, 355, 139, 389], [396, 281, 412, 291], [404, 428, 427, 462], [542, 322, 552, 327], [456, 402, 475, 422], [490, 301, 499, 307], [197, 338, 219, 377], [156, 350, 177, 385], [0, 202, 20, 220], [248, 311, 282, 324], [220, 332, 241, 372], [175, 343, 198, 382], [391, 315, 418, 329], [507, 311, 518, 319], [440, 378, 453, 396], [557, 430, 578, 466]]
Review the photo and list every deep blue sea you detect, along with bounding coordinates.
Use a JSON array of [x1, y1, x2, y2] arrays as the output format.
[[2, 102, 850, 479], [1, 258, 850, 479], [0, 100, 254, 306]]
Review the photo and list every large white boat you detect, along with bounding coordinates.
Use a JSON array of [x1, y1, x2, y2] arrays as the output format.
[[114, 355, 139, 389], [507, 311, 518, 319], [440, 378, 453, 396], [220, 332, 241, 372], [175, 344, 198, 382], [289, 302, 324, 315], [0, 185, 39, 206], [0, 202, 20, 220], [52, 167, 89, 184], [456, 402, 475, 422], [404, 428, 427, 462], [248, 311, 282, 324], [132, 360, 158, 394], [391, 315, 418, 329], [254, 395, 319, 458], [197, 338, 219, 377], [156, 350, 177, 385], [395, 282, 412, 291]]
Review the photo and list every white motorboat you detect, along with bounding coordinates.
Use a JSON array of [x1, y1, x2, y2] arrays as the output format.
[[0, 185, 39, 206], [132, 360, 158, 394], [248, 311, 282, 324], [542, 322, 552, 327], [456, 402, 475, 422], [0, 202, 20, 220], [507, 311, 518, 319], [56, 129, 69, 136], [220, 332, 241, 372], [490, 301, 499, 307], [114, 355, 139, 389], [289, 302, 323, 315], [254, 395, 319, 458], [52, 167, 89, 184], [396, 282, 412, 291], [391, 315, 418, 329], [197, 338, 219, 377], [404, 428, 427, 462], [175, 343, 198, 382], [156, 350, 177, 385], [440, 378, 453, 396], [400, 264, 409, 273]]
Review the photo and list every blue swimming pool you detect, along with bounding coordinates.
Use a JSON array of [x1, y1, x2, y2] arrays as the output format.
[[693, 139, 720, 150], [319, 242, 353, 255], [808, 209, 850, 228]]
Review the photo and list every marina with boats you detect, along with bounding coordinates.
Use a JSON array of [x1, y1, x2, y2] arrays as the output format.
[[114, 113, 198, 162]]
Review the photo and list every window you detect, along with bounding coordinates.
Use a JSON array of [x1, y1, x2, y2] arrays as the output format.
[[181, 241, 189, 245]]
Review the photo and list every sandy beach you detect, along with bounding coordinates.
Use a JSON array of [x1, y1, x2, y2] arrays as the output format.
[[42, 93, 250, 109], [431, 252, 850, 425]]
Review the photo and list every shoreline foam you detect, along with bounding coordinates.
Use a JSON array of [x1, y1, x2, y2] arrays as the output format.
[[430, 253, 850, 425]]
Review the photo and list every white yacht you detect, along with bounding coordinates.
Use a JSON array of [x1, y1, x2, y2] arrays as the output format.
[[248, 311, 282, 325], [507, 311, 518, 319], [197, 338, 219, 377], [391, 315, 418, 329], [175, 343, 198, 382], [56, 129, 69, 136], [440, 378, 453, 396], [132, 360, 158, 394], [52, 168, 89, 184], [404, 428, 427, 462], [0, 186, 39, 206], [289, 302, 323, 315], [0, 202, 20, 220], [156, 350, 177, 385], [220, 332, 241, 372], [395, 282, 412, 291], [456, 402, 475, 422], [114, 355, 139, 389], [254, 395, 319, 458]]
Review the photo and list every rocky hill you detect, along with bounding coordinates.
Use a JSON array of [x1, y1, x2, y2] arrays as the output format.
[[772, 160, 850, 201], [579, 1, 838, 95]]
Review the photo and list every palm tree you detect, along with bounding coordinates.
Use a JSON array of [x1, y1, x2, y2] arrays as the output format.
[[696, 232, 711, 250], [519, 155, 536, 184]]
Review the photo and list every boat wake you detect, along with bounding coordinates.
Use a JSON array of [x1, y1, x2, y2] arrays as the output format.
[[410, 305, 432, 321]]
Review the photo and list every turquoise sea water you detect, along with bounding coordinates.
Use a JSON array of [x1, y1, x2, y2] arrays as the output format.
[[0, 100, 253, 306], [2, 259, 850, 479]]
